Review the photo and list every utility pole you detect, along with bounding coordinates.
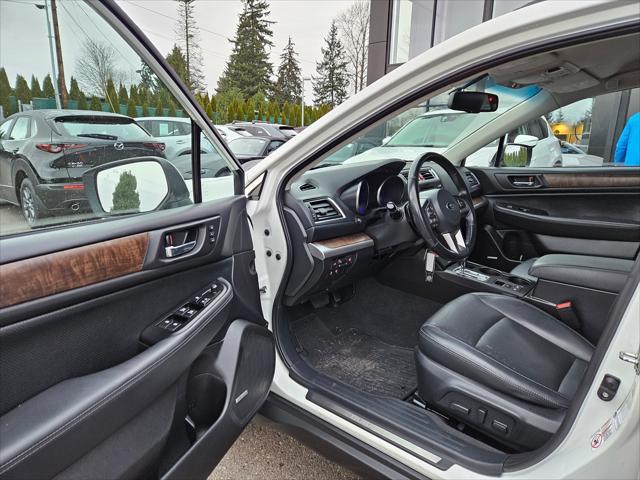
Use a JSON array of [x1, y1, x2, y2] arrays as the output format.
[[50, 0, 68, 108], [36, 1, 61, 109], [301, 76, 311, 127]]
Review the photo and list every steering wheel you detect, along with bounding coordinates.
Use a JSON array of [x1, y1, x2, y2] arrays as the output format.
[[407, 152, 477, 261]]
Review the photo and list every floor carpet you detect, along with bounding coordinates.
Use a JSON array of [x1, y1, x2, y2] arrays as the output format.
[[290, 278, 441, 398]]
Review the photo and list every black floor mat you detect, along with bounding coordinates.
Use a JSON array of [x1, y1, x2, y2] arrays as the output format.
[[290, 279, 441, 398]]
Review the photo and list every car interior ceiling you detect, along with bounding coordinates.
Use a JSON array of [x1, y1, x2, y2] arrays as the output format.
[[273, 32, 640, 469]]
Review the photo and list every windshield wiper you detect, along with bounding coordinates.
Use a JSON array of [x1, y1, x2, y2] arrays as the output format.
[[76, 133, 118, 140]]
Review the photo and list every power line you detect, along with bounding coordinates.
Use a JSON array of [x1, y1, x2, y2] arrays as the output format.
[[123, 0, 317, 66], [126, 1, 227, 40], [75, 2, 138, 71]]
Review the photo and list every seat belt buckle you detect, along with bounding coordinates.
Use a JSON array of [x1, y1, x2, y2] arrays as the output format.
[[556, 301, 581, 332]]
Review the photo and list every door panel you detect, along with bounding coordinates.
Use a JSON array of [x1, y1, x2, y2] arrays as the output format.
[[0, 197, 274, 480], [469, 167, 640, 267]]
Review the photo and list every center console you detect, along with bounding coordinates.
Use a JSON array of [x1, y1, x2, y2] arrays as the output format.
[[442, 261, 536, 297]]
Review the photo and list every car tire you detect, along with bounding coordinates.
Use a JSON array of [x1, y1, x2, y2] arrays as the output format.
[[19, 178, 41, 226]]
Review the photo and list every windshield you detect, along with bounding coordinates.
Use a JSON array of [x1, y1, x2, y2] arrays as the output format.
[[229, 137, 267, 156], [313, 76, 541, 168], [56, 116, 151, 140], [387, 113, 476, 147]]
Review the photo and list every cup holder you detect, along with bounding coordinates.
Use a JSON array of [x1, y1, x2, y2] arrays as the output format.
[[478, 266, 498, 275], [507, 275, 531, 286]]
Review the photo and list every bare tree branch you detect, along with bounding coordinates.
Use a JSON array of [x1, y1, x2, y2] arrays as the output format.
[[336, 1, 370, 94], [75, 39, 118, 98]]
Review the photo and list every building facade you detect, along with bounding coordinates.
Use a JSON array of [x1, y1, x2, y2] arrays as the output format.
[[366, 0, 639, 161]]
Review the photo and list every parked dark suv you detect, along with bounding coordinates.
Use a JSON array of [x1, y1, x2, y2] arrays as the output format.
[[0, 110, 165, 226]]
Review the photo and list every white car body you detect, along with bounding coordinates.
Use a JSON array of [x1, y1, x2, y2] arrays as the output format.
[[135, 116, 215, 160], [560, 141, 604, 166], [242, 2, 640, 479], [344, 110, 562, 167], [215, 125, 251, 142]]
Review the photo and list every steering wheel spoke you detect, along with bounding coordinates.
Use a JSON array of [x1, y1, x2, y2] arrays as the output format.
[[407, 152, 477, 261], [454, 195, 471, 214]]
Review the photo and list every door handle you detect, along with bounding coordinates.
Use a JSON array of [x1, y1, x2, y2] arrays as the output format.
[[165, 240, 196, 258], [512, 180, 535, 187]]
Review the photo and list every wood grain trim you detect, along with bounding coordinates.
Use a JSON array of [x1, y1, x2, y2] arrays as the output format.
[[543, 173, 640, 189], [0, 233, 149, 308], [472, 196, 486, 207], [314, 233, 372, 249]]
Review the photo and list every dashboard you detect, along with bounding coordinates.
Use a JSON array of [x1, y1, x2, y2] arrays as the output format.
[[281, 158, 482, 305]]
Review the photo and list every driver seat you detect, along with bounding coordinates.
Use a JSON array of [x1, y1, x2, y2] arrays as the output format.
[[415, 292, 593, 451]]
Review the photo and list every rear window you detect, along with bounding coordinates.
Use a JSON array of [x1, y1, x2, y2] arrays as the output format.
[[55, 116, 151, 140], [229, 137, 267, 156]]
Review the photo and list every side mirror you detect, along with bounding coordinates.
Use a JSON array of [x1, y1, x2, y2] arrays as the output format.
[[502, 144, 533, 167], [82, 157, 192, 216], [448, 91, 499, 113], [513, 134, 539, 148]]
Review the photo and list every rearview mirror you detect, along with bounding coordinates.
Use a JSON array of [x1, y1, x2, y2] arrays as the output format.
[[83, 157, 192, 215], [448, 91, 499, 113]]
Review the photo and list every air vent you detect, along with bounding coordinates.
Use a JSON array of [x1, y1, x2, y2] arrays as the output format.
[[305, 198, 344, 223], [402, 167, 437, 181], [464, 171, 479, 187], [299, 182, 316, 191]]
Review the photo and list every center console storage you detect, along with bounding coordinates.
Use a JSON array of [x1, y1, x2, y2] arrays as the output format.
[[525, 254, 634, 343], [441, 262, 536, 297]]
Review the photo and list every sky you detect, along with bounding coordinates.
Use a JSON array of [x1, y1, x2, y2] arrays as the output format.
[[0, 0, 355, 102]]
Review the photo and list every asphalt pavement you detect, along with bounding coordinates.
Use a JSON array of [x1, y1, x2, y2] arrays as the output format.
[[0, 202, 27, 236], [209, 415, 364, 480]]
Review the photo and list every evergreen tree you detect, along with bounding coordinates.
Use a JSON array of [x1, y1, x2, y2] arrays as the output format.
[[0, 67, 12, 116], [127, 98, 137, 117], [217, 0, 274, 98], [129, 84, 139, 105], [139, 61, 159, 94], [175, 0, 206, 93], [312, 22, 349, 107], [30, 76, 43, 98], [90, 95, 102, 111], [69, 77, 82, 101], [118, 83, 129, 105], [154, 97, 164, 116], [111, 171, 140, 213], [105, 78, 118, 112], [206, 101, 214, 121], [14, 75, 32, 104], [168, 102, 177, 117], [141, 101, 150, 117], [77, 94, 88, 110], [42, 74, 56, 98], [275, 37, 302, 104], [166, 45, 190, 87], [209, 95, 217, 114]]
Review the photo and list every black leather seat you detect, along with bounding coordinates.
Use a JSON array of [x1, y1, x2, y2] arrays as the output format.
[[416, 292, 593, 451]]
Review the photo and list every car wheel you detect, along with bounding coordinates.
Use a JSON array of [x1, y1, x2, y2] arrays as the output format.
[[20, 178, 41, 226]]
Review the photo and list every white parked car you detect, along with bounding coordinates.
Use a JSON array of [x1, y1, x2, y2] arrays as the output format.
[[136, 116, 215, 160], [343, 109, 563, 167], [215, 125, 252, 142], [560, 140, 604, 166]]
